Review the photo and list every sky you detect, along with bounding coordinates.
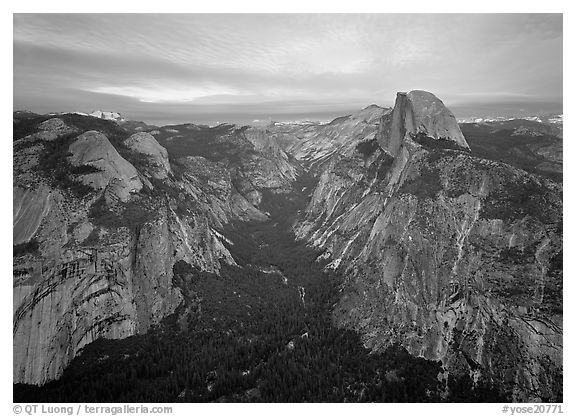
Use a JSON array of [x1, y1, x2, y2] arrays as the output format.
[[13, 14, 563, 125]]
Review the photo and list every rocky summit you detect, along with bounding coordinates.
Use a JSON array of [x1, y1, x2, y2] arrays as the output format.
[[13, 91, 562, 402]]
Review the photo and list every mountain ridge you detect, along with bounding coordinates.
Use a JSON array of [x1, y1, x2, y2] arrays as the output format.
[[12, 90, 563, 401]]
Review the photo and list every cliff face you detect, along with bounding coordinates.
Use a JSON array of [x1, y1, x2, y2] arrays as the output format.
[[243, 127, 300, 186], [267, 105, 389, 174], [12, 188, 234, 385], [12, 114, 286, 385], [294, 91, 562, 401], [378, 91, 469, 158], [13, 186, 52, 245], [152, 123, 300, 209]]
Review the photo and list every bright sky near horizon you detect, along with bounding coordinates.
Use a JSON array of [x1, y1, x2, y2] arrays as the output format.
[[13, 13, 563, 125]]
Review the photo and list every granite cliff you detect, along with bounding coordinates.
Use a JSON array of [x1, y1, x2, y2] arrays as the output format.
[[292, 91, 562, 401]]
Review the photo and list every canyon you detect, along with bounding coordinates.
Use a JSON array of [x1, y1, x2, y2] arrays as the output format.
[[13, 91, 563, 402]]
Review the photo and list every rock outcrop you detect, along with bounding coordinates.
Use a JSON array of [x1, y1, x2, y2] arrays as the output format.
[[124, 132, 172, 179], [378, 91, 469, 158], [67, 131, 143, 201], [31, 118, 80, 142]]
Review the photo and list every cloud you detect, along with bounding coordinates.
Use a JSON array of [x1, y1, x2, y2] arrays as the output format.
[[88, 84, 244, 103], [13, 13, 562, 124]]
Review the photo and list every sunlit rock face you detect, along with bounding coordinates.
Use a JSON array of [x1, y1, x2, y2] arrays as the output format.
[[406, 90, 469, 149], [12, 182, 237, 385], [13, 199, 238, 384], [294, 91, 562, 402], [266, 105, 389, 174], [378, 91, 470, 158], [89, 110, 125, 123], [13, 186, 52, 245]]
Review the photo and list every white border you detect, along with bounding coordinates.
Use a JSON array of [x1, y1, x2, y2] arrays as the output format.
[[3, 2, 572, 415]]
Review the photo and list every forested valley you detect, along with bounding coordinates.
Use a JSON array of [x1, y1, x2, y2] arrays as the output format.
[[14, 173, 505, 403]]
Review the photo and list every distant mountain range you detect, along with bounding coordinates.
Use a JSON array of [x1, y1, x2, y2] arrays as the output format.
[[458, 114, 563, 124]]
